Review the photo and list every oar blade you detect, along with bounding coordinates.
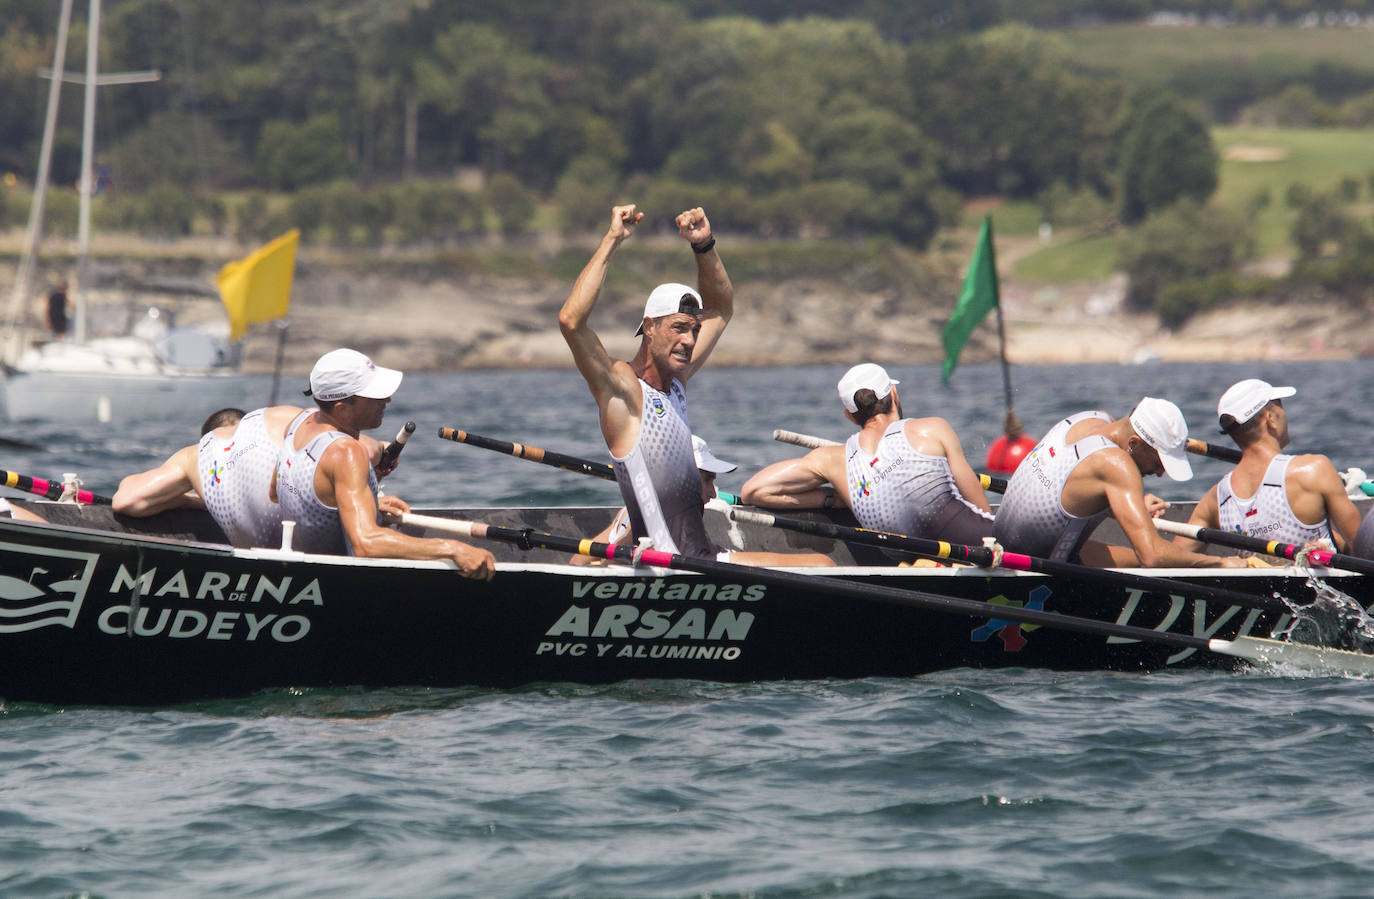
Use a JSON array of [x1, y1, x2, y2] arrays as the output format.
[[1210, 635, 1374, 678]]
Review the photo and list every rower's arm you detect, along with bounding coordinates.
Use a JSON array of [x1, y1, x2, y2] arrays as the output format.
[[324, 441, 496, 579], [678, 207, 733, 381], [1290, 454, 1362, 552], [912, 418, 992, 513], [112, 445, 203, 516], [1098, 456, 1242, 568], [740, 447, 846, 510], [558, 205, 641, 410]]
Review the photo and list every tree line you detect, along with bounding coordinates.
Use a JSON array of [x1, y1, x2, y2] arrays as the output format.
[[2, 0, 1373, 321]]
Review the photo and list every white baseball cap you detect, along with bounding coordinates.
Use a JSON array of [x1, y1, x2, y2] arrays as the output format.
[[1217, 379, 1295, 432], [1129, 397, 1193, 481], [306, 348, 403, 402], [692, 434, 736, 474], [837, 363, 899, 414], [634, 282, 703, 335]]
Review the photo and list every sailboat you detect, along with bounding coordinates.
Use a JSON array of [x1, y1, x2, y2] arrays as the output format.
[[1, 0, 261, 424]]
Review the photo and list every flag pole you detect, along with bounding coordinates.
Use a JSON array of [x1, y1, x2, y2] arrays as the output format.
[[985, 218, 1021, 438]]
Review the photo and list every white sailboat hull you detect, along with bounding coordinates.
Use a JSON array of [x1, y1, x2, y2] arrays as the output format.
[[3, 337, 256, 423]]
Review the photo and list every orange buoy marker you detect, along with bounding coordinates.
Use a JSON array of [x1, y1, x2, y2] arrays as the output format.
[[986, 410, 1037, 476]]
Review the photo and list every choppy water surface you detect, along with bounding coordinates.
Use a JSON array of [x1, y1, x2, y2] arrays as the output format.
[[5, 360, 1374, 897]]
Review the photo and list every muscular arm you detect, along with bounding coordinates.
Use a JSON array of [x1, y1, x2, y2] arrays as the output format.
[[1086, 452, 1242, 568], [740, 447, 847, 509], [558, 205, 645, 455], [906, 418, 992, 514], [677, 207, 733, 381], [318, 440, 496, 579], [113, 445, 203, 516], [1288, 454, 1362, 551]]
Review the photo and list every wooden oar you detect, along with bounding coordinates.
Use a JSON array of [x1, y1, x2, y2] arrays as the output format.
[[1, 469, 110, 505], [438, 427, 742, 503], [376, 420, 416, 476], [1186, 437, 1374, 496], [772, 429, 1009, 494], [730, 507, 1292, 616], [440, 426, 618, 481], [1153, 517, 1374, 577], [388, 511, 1374, 677], [1185, 437, 1241, 464]]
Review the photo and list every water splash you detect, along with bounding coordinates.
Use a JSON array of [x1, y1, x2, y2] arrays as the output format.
[[1274, 566, 1374, 653]]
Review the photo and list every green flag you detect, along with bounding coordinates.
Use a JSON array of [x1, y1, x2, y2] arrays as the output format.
[[941, 215, 1000, 385]]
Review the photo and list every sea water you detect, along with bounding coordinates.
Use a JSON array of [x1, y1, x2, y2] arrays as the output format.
[[4, 359, 1374, 897]]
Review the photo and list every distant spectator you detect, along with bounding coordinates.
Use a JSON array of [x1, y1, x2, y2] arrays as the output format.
[[46, 280, 68, 336]]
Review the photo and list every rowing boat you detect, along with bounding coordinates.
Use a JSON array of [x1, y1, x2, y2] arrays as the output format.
[[0, 497, 1358, 706]]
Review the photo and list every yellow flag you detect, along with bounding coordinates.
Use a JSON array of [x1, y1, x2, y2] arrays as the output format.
[[215, 229, 299, 340]]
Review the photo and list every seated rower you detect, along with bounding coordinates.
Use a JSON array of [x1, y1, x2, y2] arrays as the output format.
[[114, 405, 305, 548], [740, 363, 994, 546], [272, 348, 495, 579], [993, 397, 1244, 569], [1176, 379, 1360, 557]]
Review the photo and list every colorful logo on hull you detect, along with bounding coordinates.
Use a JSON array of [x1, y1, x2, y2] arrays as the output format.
[[970, 585, 1051, 651]]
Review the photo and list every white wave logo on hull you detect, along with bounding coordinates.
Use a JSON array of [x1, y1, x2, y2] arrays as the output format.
[[0, 542, 98, 633]]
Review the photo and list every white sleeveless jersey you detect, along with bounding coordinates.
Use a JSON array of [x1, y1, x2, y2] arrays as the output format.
[[994, 411, 1115, 561], [274, 411, 379, 555], [610, 378, 717, 559], [197, 407, 283, 548], [1217, 453, 1330, 545], [844, 420, 993, 542]]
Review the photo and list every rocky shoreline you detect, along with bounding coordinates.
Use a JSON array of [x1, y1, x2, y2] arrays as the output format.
[[7, 246, 1371, 376]]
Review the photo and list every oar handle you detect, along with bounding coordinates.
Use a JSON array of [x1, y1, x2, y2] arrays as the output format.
[[1186, 438, 1242, 464], [1153, 516, 1374, 577], [1, 469, 111, 505], [731, 507, 1288, 614], [773, 429, 1008, 493], [773, 428, 838, 449], [438, 427, 617, 482], [376, 420, 416, 476]]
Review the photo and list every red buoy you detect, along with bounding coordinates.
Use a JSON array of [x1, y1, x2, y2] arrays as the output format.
[[986, 432, 1037, 476]]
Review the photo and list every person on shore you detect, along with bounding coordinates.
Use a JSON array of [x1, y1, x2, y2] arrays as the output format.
[[1174, 379, 1360, 557], [272, 348, 495, 578], [739, 363, 995, 547], [993, 397, 1245, 568], [114, 405, 303, 548], [46, 279, 69, 337], [558, 204, 832, 567]]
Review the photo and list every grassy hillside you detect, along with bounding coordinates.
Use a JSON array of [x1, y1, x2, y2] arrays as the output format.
[[1055, 23, 1374, 84], [1007, 125, 1374, 283], [1213, 126, 1374, 256]]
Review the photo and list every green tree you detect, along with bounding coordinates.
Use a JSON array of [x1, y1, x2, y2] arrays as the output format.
[[1117, 93, 1218, 224], [256, 115, 355, 191]]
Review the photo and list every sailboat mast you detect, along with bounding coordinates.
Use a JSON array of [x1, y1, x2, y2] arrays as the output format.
[[3, 0, 74, 363], [73, 0, 101, 345]]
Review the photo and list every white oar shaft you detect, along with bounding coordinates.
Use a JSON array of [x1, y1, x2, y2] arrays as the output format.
[[389, 511, 479, 538], [773, 429, 839, 448], [1151, 517, 1199, 539]]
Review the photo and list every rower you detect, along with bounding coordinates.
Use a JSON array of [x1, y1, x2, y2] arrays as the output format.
[[114, 405, 303, 547], [271, 348, 495, 579], [739, 362, 995, 547], [1175, 378, 1360, 557], [993, 397, 1245, 569], [558, 203, 833, 568]]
